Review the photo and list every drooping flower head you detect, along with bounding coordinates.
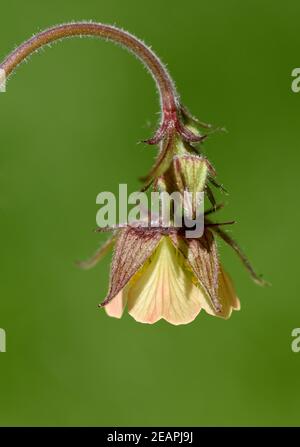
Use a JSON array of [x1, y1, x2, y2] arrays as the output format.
[[0, 22, 266, 325], [101, 225, 240, 325], [79, 197, 265, 325]]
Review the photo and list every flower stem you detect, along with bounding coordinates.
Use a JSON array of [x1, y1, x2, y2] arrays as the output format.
[[0, 22, 178, 115]]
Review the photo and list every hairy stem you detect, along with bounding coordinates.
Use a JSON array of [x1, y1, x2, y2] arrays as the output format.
[[0, 22, 178, 114]]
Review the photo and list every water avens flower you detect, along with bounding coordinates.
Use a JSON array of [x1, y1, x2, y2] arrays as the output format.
[[0, 22, 266, 325], [100, 225, 240, 325]]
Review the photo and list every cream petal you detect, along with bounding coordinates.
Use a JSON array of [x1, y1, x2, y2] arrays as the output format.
[[127, 237, 206, 325], [200, 265, 240, 319], [105, 289, 127, 319], [218, 267, 241, 316]]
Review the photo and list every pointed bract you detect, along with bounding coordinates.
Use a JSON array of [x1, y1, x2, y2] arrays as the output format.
[[140, 133, 176, 191], [169, 229, 221, 312], [100, 227, 162, 307]]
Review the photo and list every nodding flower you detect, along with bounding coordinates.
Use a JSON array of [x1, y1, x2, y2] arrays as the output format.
[[79, 209, 265, 325], [101, 225, 240, 325], [0, 22, 266, 325]]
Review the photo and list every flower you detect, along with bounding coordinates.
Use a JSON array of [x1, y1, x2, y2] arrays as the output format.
[[1, 22, 266, 327], [100, 226, 240, 325]]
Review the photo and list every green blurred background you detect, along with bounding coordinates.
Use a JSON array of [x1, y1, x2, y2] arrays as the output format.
[[0, 0, 299, 427]]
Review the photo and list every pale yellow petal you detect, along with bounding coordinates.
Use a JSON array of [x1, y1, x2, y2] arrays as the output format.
[[218, 267, 241, 315], [105, 289, 127, 319], [200, 265, 240, 319], [127, 237, 206, 325]]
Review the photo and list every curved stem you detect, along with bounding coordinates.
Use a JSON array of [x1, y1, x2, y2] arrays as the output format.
[[0, 22, 178, 114]]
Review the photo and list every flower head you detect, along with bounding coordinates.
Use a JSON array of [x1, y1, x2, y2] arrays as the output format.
[[102, 225, 240, 325], [102, 227, 240, 325]]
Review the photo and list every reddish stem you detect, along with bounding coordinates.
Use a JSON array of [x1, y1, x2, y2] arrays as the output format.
[[0, 22, 178, 115], [0, 22, 203, 144]]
